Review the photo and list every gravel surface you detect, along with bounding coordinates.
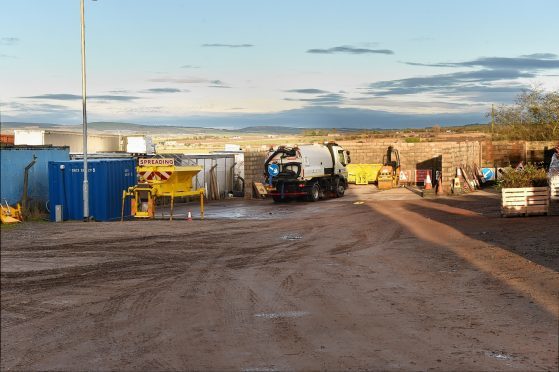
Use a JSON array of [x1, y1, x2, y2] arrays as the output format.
[[1, 187, 558, 371]]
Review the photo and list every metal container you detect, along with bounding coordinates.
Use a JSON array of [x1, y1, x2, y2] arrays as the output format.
[[180, 153, 243, 198], [0, 146, 70, 205], [0, 134, 15, 144], [347, 163, 383, 184], [48, 159, 136, 221]]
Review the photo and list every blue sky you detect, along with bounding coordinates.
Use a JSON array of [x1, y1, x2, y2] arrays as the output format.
[[1, 0, 559, 128]]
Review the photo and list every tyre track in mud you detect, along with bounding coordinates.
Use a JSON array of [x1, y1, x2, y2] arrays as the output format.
[[2, 221, 279, 370], [96, 220, 314, 369], [1, 194, 558, 370]]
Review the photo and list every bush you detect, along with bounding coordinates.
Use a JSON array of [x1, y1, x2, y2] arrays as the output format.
[[404, 137, 421, 143], [498, 164, 549, 188]]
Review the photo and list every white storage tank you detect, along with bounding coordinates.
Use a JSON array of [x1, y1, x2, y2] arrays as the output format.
[[14, 129, 120, 153]]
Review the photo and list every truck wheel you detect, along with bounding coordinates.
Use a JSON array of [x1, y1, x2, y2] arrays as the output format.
[[307, 183, 320, 202], [335, 179, 345, 197]]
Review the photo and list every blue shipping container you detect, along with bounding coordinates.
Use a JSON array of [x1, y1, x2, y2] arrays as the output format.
[[48, 159, 136, 221]]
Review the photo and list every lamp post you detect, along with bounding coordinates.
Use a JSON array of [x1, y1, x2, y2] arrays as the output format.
[[80, 0, 89, 221]]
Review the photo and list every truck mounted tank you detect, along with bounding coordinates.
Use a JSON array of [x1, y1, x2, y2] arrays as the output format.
[[264, 142, 351, 202]]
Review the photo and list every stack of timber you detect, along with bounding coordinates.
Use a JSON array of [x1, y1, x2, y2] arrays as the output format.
[[457, 163, 484, 193]]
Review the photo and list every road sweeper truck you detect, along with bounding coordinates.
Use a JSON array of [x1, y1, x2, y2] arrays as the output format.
[[264, 142, 351, 202]]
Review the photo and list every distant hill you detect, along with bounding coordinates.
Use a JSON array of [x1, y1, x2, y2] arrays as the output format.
[[1, 120, 487, 136], [237, 126, 303, 134], [1, 121, 307, 135], [1, 121, 235, 135], [1, 122, 61, 129]]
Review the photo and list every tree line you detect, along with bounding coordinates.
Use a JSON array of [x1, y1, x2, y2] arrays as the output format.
[[491, 87, 559, 140]]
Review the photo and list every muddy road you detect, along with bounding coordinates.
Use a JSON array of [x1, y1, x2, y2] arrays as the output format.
[[1, 188, 558, 371]]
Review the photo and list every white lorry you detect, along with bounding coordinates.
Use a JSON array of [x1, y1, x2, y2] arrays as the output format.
[[264, 142, 351, 202]]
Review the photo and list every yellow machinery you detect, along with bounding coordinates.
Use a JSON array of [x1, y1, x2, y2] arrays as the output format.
[[347, 164, 383, 185], [122, 163, 204, 221], [377, 166, 396, 190], [377, 146, 401, 190], [1, 201, 22, 224]]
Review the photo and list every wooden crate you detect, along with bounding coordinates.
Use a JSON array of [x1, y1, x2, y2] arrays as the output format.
[[501, 187, 550, 217]]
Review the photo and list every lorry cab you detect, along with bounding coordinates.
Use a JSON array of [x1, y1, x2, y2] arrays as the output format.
[[332, 145, 350, 177]]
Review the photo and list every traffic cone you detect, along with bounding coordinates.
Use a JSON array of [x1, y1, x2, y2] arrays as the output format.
[[424, 174, 432, 190], [186, 211, 192, 221]]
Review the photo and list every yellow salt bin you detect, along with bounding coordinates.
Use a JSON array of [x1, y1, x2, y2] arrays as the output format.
[[123, 165, 205, 221], [138, 166, 202, 196]]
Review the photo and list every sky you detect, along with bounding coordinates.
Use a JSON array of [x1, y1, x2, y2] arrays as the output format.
[[1, 0, 559, 129]]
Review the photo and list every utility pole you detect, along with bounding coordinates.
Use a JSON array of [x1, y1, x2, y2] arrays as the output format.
[[80, 0, 89, 221]]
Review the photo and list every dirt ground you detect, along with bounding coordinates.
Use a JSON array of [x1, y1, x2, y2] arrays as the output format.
[[1, 187, 558, 371]]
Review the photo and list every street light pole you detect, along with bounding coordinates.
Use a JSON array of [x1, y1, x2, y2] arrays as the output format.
[[80, 0, 89, 221]]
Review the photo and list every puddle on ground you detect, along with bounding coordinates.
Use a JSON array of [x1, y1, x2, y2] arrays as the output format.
[[202, 206, 295, 220], [254, 311, 308, 319], [280, 233, 303, 240], [486, 351, 512, 361]]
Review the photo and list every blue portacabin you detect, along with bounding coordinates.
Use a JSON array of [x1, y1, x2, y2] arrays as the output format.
[[0, 146, 70, 205], [48, 159, 136, 222]]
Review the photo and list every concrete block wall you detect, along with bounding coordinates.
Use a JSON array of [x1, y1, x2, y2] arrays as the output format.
[[481, 140, 557, 167], [242, 140, 555, 197], [338, 140, 480, 185], [526, 141, 557, 165], [243, 150, 268, 199], [441, 142, 482, 186], [481, 141, 525, 167]]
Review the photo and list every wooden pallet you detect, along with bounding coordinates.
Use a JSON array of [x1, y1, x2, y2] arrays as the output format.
[[501, 187, 550, 217]]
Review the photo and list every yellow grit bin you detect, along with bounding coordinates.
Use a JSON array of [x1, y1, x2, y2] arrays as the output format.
[[122, 158, 205, 221]]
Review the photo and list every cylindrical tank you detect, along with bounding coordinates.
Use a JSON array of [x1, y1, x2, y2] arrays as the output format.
[[297, 144, 335, 180], [266, 143, 338, 181]]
